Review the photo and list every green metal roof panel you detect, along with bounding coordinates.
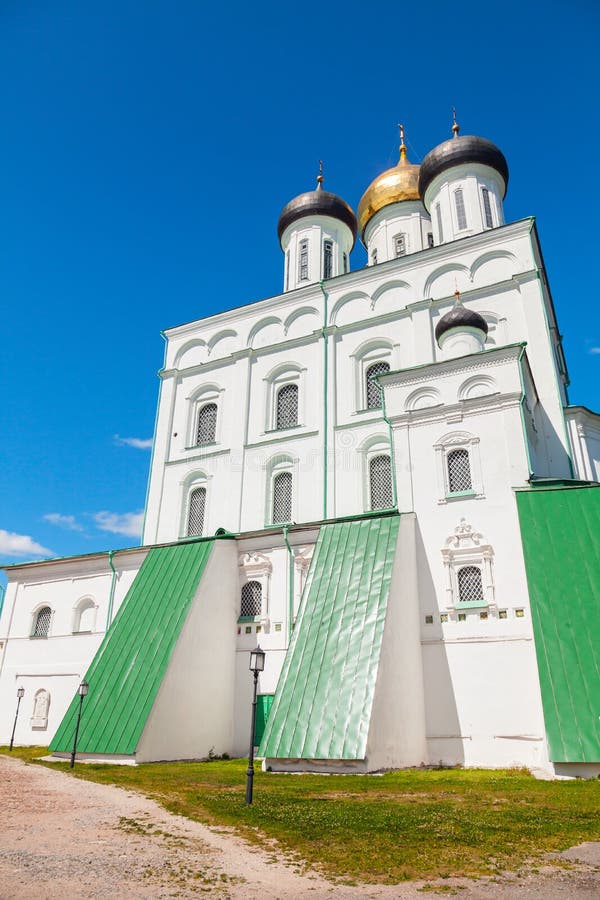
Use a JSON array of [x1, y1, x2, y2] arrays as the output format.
[[516, 486, 600, 763], [50, 540, 214, 756], [260, 515, 399, 760]]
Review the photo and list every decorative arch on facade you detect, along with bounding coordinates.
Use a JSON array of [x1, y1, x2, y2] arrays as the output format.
[[248, 316, 283, 349], [441, 517, 496, 618], [187, 383, 224, 447], [72, 596, 97, 634], [470, 250, 517, 285], [283, 306, 319, 338], [174, 338, 208, 370], [264, 454, 297, 526], [238, 551, 272, 622], [433, 430, 483, 502], [424, 262, 471, 299], [405, 386, 442, 412], [31, 605, 52, 639], [264, 362, 305, 431], [370, 280, 411, 315], [358, 434, 394, 512], [329, 290, 370, 327], [350, 338, 396, 412], [207, 328, 239, 358], [458, 374, 497, 402]]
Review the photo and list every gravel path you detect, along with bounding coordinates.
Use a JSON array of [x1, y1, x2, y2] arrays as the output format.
[[1, 755, 598, 899]]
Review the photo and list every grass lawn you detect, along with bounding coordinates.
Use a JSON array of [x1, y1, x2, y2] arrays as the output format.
[[3, 747, 599, 884]]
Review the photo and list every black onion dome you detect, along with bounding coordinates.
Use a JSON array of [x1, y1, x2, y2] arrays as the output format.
[[435, 305, 489, 344], [418, 135, 509, 203], [277, 187, 357, 247]]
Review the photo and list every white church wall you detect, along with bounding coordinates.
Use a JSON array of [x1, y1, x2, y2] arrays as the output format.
[[0, 549, 146, 746], [565, 407, 600, 482]]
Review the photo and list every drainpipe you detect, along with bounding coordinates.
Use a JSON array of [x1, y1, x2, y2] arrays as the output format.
[[282, 524, 294, 642], [105, 550, 117, 630], [319, 281, 329, 520], [375, 379, 399, 510], [140, 331, 168, 545], [517, 345, 535, 480]]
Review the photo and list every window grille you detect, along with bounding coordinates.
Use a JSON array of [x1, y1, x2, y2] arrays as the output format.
[[241, 581, 262, 617], [369, 454, 393, 510], [299, 239, 309, 281], [482, 188, 493, 228], [196, 403, 217, 445], [447, 448, 472, 493], [394, 234, 406, 257], [436, 204, 444, 242], [323, 240, 333, 279], [187, 486, 206, 536], [365, 362, 390, 409], [272, 471, 292, 523], [455, 189, 467, 230], [33, 607, 51, 638], [427, 232, 434, 248], [457, 566, 484, 603], [276, 383, 298, 429]]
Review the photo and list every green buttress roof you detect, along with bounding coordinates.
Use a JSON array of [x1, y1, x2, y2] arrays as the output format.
[[516, 485, 600, 763], [50, 540, 214, 756], [260, 515, 400, 760]]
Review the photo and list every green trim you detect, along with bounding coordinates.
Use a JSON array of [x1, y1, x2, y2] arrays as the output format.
[[516, 346, 534, 478], [446, 489, 476, 499], [282, 524, 294, 641], [456, 600, 488, 609], [374, 379, 398, 510], [105, 550, 117, 630]]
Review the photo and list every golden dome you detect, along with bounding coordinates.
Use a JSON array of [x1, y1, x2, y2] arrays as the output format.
[[357, 137, 420, 241]]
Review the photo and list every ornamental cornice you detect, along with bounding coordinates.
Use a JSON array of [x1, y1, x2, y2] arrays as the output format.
[[389, 393, 522, 428], [381, 344, 524, 390]]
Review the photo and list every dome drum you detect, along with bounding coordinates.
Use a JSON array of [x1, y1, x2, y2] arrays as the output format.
[[277, 190, 357, 247], [419, 135, 509, 208]]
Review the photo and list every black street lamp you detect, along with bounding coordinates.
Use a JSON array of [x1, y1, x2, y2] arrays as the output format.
[[245, 645, 265, 805], [9, 687, 25, 751], [70, 680, 89, 768]]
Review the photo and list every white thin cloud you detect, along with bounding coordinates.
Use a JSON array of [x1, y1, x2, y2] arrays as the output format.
[[93, 510, 144, 538], [0, 529, 53, 558], [43, 513, 85, 532], [588, 347, 600, 355], [114, 434, 153, 450]]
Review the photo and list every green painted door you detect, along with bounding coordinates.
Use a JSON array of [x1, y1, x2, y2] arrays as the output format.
[[255, 694, 274, 747]]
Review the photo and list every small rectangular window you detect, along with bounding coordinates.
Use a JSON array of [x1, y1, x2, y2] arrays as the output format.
[[455, 188, 467, 230], [427, 232, 434, 248], [435, 205, 443, 243], [285, 250, 290, 290], [394, 234, 406, 257], [371, 248, 378, 266], [482, 188, 493, 228], [299, 240, 309, 281], [343, 252, 348, 273], [323, 240, 333, 279]]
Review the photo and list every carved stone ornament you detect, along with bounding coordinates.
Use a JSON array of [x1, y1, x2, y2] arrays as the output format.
[[238, 551, 272, 578]]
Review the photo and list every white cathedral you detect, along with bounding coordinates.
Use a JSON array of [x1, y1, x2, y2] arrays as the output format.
[[1, 121, 598, 777]]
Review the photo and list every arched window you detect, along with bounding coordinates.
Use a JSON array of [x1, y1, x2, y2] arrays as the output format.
[[187, 486, 206, 536], [298, 239, 309, 281], [276, 384, 298, 430], [272, 471, 293, 524], [447, 448, 472, 493], [241, 581, 262, 618], [457, 566, 484, 603], [32, 606, 51, 638], [435, 204, 444, 243], [482, 188, 493, 228], [366, 362, 390, 409], [369, 455, 393, 510], [323, 239, 333, 279], [454, 188, 467, 230], [196, 403, 217, 445]]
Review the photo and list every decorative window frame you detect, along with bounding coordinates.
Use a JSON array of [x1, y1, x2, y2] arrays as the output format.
[[238, 551, 272, 626], [393, 232, 407, 257], [30, 604, 53, 640], [265, 454, 297, 526], [359, 434, 394, 512], [180, 471, 211, 538], [31, 688, 50, 730], [186, 384, 224, 449], [351, 340, 395, 414], [441, 517, 496, 618], [72, 596, 98, 634], [434, 431, 483, 503], [453, 186, 468, 232], [264, 364, 306, 433]]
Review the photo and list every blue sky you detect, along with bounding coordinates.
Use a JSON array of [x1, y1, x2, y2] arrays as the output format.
[[0, 0, 598, 572]]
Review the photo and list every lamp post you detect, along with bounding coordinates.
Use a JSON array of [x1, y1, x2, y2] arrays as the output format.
[[245, 645, 265, 805], [70, 680, 89, 768], [9, 687, 25, 751]]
